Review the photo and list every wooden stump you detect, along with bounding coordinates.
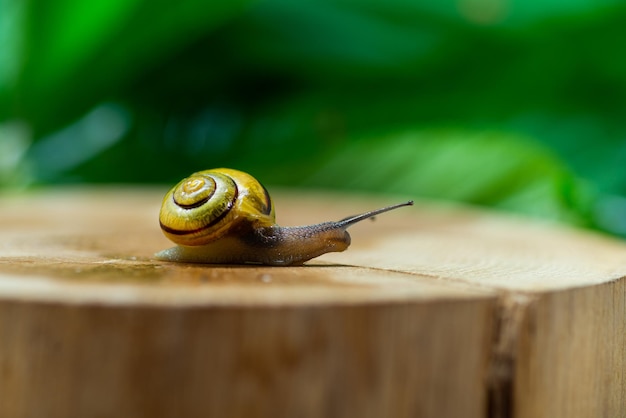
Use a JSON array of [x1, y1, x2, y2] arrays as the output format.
[[0, 188, 624, 418]]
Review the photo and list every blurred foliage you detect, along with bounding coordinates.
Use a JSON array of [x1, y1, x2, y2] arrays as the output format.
[[1, 0, 626, 235]]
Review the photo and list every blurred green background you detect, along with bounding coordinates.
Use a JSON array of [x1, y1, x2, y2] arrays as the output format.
[[1, 0, 625, 236]]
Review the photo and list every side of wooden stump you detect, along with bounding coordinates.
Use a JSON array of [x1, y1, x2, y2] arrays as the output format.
[[514, 278, 626, 418], [0, 298, 493, 418]]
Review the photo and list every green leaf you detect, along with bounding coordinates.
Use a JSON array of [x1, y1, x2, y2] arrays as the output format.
[[302, 129, 597, 227]]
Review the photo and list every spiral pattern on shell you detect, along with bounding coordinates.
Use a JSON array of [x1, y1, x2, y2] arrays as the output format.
[[159, 168, 275, 246]]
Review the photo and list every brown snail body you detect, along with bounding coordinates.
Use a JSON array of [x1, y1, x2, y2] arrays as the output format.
[[156, 168, 413, 266]]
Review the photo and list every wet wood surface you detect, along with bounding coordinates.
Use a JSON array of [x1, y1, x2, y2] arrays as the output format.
[[0, 187, 625, 418]]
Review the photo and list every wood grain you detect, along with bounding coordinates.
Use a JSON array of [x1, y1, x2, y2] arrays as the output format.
[[0, 187, 625, 418]]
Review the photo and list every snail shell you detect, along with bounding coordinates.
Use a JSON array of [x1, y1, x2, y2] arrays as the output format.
[[156, 168, 413, 266], [159, 168, 275, 246]]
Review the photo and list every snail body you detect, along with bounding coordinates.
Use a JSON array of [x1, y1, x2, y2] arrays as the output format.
[[156, 168, 413, 266]]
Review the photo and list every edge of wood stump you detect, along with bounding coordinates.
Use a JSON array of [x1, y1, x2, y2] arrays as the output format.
[[0, 188, 625, 418]]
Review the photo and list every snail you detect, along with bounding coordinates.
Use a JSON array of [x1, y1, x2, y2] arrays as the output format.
[[156, 168, 413, 266]]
